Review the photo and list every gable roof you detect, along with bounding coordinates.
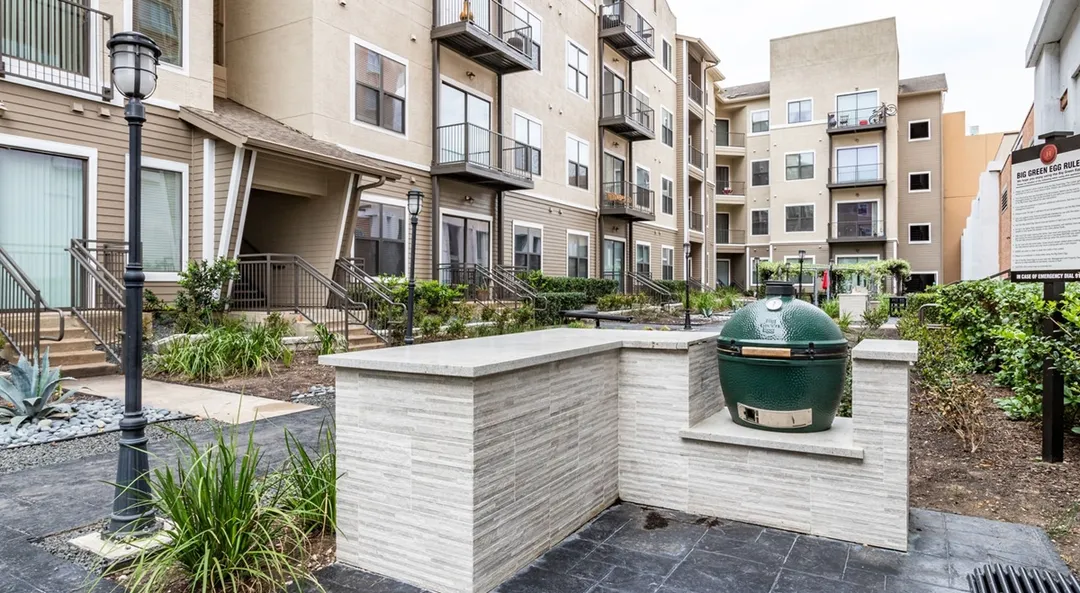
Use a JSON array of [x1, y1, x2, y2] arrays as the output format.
[[898, 74, 948, 96], [720, 81, 770, 101]]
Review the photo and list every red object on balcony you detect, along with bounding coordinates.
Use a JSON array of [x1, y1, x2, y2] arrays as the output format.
[[860, 120, 869, 126], [722, 188, 732, 195]]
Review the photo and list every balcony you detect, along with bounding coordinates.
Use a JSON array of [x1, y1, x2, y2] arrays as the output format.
[[689, 211, 704, 234], [433, 122, 535, 191], [689, 145, 704, 172], [688, 79, 704, 110], [827, 163, 886, 189], [601, 181, 654, 221], [827, 105, 891, 135], [715, 180, 746, 204], [599, 90, 655, 141], [828, 220, 886, 243], [715, 229, 746, 245], [598, 0, 655, 62], [432, 0, 538, 74], [714, 132, 746, 156], [0, 0, 113, 99]]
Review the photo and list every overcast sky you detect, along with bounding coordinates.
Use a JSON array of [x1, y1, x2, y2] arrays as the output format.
[[668, 0, 1039, 134]]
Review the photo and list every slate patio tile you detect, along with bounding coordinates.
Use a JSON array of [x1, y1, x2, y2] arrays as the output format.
[[494, 566, 594, 593], [770, 569, 877, 593], [848, 546, 955, 589], [596, 566, 666, 593], [565, 558, 615, 582], [885, 576, 969, 592], [603, 514, 707, 558], [532, 537, 599, 573], [584, 544, 683, 577], [576, 506, 637, 543], [705, 519, 763, 541], [842, 567, 887, 590], [782, 535, 851, 580], [662, 549, 777, 593], [693, 529, 794, 566], [315, 564, 388, 590]]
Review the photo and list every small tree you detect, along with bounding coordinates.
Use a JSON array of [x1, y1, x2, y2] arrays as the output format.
[[174, 258, 240, 330]]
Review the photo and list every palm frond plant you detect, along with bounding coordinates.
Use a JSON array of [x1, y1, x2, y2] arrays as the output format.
[[0, 351, 73, 429]]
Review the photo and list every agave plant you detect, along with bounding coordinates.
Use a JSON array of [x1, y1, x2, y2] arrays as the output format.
[[0, 351, 73, 429]]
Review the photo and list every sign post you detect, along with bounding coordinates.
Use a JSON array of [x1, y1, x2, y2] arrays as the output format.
[[1009, 132, 1080, 463]]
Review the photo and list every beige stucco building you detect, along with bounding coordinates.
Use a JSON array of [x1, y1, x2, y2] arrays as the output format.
[[714, 18, 947, 292]]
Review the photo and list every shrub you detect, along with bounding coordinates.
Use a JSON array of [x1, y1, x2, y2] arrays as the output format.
[[0, 351, 71, 429], [173, 258, 239, 331], [417, 315, 443, 342], [597, 293, 647, 312], [312, 323, 345, 356], [691, 291, 720, 317], [535, 292, 587, 325], [382, 277, 463, 317], [445, 317, 469, 340], [821, 299, 840, 319], [147, 321, 293, 381], [279, 424, 337, 535], [860, 301, 890, 333], [143, 289, 169, 313], [523, 272, 617, 304]]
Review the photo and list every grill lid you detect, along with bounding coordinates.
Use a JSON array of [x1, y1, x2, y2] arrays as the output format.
[[718, 282, 847, 360]]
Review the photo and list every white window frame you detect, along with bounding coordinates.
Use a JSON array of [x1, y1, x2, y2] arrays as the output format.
[[660, 175, 674, 215], [566, 133, 590, 192], [566, 230, 590, 278], [750, 208, 769, 236], [635, 163, 651, 190], [353, 194, 412, 274], [784, 150, 816, 182], [350, 35, 409, 138], [661, 245, 674, 281], [909, 171, 932, 193], [437, 208, 494, 272], [784, 254, 816, 284], [908, 223, 932, 245], [750, 256, 771, 286], [750, 159, 770, 187], [123, 155, 190, 282], [786, 98, 813, 124], [514, 1, 543, 72], [125, 0, 190, 73], [661, 107, 675, 147], [784, 203, 816, 234], [833, 144, 881, 183], [566, 38, 590, 99], [749, 109, 770, 135], [832, 198, 882, 227], [834, 89, 880, 122], [635, 241, 652, 275], [660, 38, 673, 73], [512, 109, 543, 176], [512, 220, 545, 272], [908, 119, 931, 142]]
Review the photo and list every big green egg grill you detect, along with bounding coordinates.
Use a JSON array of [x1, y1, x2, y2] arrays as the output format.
[[717, 282, 848, 433]]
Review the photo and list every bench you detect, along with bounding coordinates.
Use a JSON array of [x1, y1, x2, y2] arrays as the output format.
[[561, 310, 633, 328]]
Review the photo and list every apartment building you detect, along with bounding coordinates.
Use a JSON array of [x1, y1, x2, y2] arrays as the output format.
[[996, 107, 1037, 274], [713, 18, 947, 293]]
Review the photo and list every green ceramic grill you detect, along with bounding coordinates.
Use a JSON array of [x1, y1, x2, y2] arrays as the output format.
[[717, 282, 848, 433]]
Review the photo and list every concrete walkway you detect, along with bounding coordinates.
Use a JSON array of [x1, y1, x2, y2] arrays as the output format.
[[69, 376, 316, 424]]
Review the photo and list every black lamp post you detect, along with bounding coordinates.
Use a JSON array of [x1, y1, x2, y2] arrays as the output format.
[[797, 249, 806, 300], [404, 188, 424, 346], [683, 241, 691, 331], [105, 31, 160, 538]]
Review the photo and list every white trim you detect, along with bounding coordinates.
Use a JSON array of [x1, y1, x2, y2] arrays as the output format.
[[123, 154, 190, 282], [638, 221, 678, 232], [565, 36, 591, 101], [660, 107, 675, 147], [783, 202, 816, 234], [511, 109, 544, 175], [785, 97, 813, 125], [440, 75, 495, 104], [769, 239, 828, 246], [908, 119, 932, 142], [231, 151, 257, 259], [513, 0, 543, 73], [832, 197, 882, 228], [907, 223, 932, 245], [353, 194, 412, 272], [566, 230, 590, 277], [360, 193, 408, 208], [124, 0, 190, 74], [660, 245, 675, 281], [442, 207, 493, 222], [749, 207, 769, 236], [833, 144, 882, 183], [603, 235, 626, 243], [201, 138, 215, 260], [748, 109, 770, 136], [437, 209, 495, 273], [634, 241, 652, 276], [565, 132, 591, 193], [0, 134, 99, 243], [145, 97, 183, 111], [512, 190, 597, 213], [908, 271, 939, 285], [769, 119, 828, 131], [337, 143, 429, 173], [715, 256, 732, 286], [749, 255, 771, 286], [334, 174, 357, 260], [659, 175, 675, 215], [836, 254, 880, 264], [512, 220, 545, 271], [350, 35, 409, 138], [659, 36, 674, 74], [908, 171, 932, 193], [749, 158, 770, 187], [782, 150, 816, 182], [834, 88, 880, 114], [218, 149, 244, 258]]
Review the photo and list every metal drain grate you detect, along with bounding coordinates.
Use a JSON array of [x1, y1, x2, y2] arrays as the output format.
[[969, 564, 1080, 592]]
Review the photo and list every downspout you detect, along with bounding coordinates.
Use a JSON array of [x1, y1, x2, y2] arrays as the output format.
[[431, 39, 442, 281], [627, 53, 635, 287], [597, 39, 606, 281], [497, 73, 504, 268]]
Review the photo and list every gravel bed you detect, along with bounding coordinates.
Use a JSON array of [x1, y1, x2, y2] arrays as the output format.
[[292, 384, 335, 411], [0, 417, 223, 475], [38, 520, 111, 574], [1, 399, 187, 448]]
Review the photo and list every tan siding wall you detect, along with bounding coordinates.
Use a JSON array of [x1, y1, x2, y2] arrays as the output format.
[[189, 131, 206, 263], [352, 162, 434, 279], [896, 93, 944, 276], [502, 193, 597, 277]]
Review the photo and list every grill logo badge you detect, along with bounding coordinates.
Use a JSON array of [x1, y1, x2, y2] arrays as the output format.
[[1040, 143, 1058, 165]]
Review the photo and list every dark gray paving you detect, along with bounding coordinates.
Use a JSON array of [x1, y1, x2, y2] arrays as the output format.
[[319, 504, 1071, 593]]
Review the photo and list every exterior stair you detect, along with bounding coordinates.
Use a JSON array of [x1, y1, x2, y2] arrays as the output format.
[[320, 320, 384, 352], [2, 313, 119, 378]]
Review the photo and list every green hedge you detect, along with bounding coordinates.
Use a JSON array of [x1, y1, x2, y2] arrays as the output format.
[[535, 292, 587, 325], [656, 280, 686, 298], [524, 272, 617, 304]]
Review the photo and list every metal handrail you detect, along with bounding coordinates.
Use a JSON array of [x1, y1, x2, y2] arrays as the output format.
[[625, 270, 673, 304], [0, 245, 64, 360], [600, 90, 654, 130], [598, 0, 655, 50], [830, 163, 885, 185], [333, 258, 406, 346], [827, 103, 896, 131], [491, 264, 538, 300], [689, 145, 704, 170], [715, 132, 746, 148], [689, 211, 704, 232], [434, 122, 535, 181], [829, 220, 885, 240], [688, 79, 704, 106], [716, 180, 746, 195], [434, 0, 536, 61], [687, 277, 706, 292], [440, 262, 533, 308], [715, 229, 746, 244], [68, 239, 123, 366], [601, 180, 653, 214]]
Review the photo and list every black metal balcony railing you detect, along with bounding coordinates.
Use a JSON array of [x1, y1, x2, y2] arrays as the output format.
[[435, 122, 535, 182], [0, 0, 113, 99], [830, 163, 885, 186], [689, 146, 704, 170], [601, 180, 653, 215], [689, 211, 704, 232], [598, 0, 655, 59], [829, 220, 885, 240], [434, 0, 536, 61], [715, 132, 746, 148], [715, 229, 746, 245], [688, 79, 704, 107], [716, 180, 746, 196], [827, 104, 895, 131], [601, 90, 654, 130]]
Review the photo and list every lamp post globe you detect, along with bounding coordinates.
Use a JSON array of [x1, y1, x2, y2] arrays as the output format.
[[105, 31, 161, 538], [683, 241, 691, 331], [405, 188, 424, 346]]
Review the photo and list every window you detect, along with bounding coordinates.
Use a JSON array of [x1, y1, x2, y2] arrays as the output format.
[[751, 110, 770, 133], [784, 255, 816, 285], [909, 172, 931, 192], [909, 223, 931, 244], [661, 247, 674, 281], [567, 136, 589, 189], [567, 232, 589, 278], [661, 177, 674, 215], [514, 224, 543, 271], [787, 99, 812, 124], [1000, 188, 1009, 212], [567, 40, 589, 98], [904, 272, 938, 294], [353, 202, 406, 276], [751, 257, 770, 285], [514, 3, 542, 68], [835, 201, 879, 238], [661, 109, 674, 147], [751, 160, 769, 186], [355, 43, 407, 134], [835, 90, 879, 122], [751, 209, 769, 235], [635, 166, 650, 210], [514, 113, 542, 175], [785, 151, 814, 181], [785, 204, 814, 233], [909, 120, 930, 141], [661, 40, 673, 72], [441, 216, 490, 283], [139, 165, 185, 275], [636, 243, 651, 276], [834, 146, 880, 183], [134, 0, 183, 66]]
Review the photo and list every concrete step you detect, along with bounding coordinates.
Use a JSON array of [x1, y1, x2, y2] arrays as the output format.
[[39, 338, 101, 354], [56, 361, 119, 378], [9, 326, 97, 344], [348, 341, 384, 352], [348, 335, 381, 347], [48, 350, 108, 366]]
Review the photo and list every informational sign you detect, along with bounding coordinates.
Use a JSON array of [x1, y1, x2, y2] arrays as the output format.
[[1010, 135, 1080, 282]]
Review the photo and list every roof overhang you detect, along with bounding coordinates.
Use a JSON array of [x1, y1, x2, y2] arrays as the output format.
[[1027, 0, 1079, 67], [676, 34, 720, 64]]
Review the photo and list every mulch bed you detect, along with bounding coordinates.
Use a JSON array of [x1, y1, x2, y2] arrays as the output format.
[[158, 352, 335, 402], [909, 374, 1080, 570]]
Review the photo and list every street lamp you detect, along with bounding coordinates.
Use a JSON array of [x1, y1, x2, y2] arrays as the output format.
[[405, 188, 424, 346], [105, 31, 160, 538], [683, 241, 691, 331], [797, 249, 806, 300]]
